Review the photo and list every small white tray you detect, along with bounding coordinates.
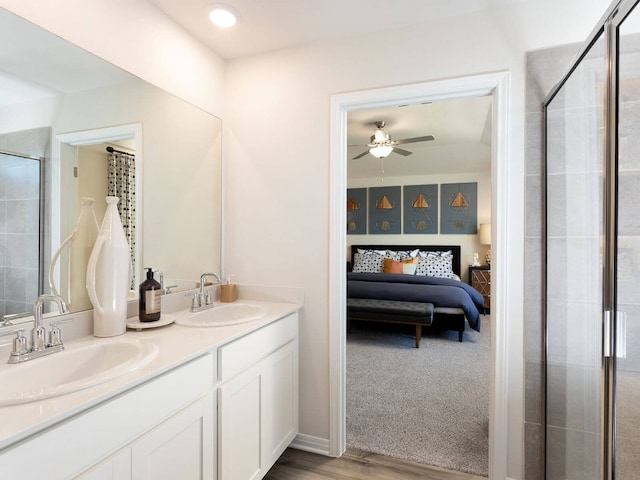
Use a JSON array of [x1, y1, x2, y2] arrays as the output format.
[[127, 314, 175, 331]]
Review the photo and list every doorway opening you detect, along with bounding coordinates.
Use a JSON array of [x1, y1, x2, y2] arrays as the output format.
[[344, 95, 492, 476], [329, 71, 514, 480], [51, 124, 142, 309]]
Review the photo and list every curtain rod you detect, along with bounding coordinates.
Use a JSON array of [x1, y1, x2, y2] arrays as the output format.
[[106, 146, 134, 156]]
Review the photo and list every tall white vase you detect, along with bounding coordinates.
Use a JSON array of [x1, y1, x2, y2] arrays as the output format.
[[86, 196, 131, 337], [49, 197, 99, 311]]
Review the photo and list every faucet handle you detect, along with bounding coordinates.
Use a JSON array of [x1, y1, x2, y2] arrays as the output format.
[[192, 292, 202, 310], [12, 330, 28, 356], [49, 323, 63, 347]]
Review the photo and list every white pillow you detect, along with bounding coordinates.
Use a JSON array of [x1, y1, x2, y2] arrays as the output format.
[[352, 250, 385, 273], [415, 252, 456, 278]]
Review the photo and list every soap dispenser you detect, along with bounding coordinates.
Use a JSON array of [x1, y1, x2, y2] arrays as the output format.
[[139, 268, 161, 322]]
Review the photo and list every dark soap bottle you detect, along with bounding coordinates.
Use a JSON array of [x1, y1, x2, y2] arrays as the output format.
[[139, 268, 161, 322]]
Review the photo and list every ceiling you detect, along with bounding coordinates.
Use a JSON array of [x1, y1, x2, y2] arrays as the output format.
[[0, 2, 497, 178], [148, 0, 525, 60], [347, 96, 492, 179], [146, 0, 500, 179]]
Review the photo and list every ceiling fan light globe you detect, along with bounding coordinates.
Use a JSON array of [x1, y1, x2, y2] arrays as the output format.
[[369, 145, 393, 158]]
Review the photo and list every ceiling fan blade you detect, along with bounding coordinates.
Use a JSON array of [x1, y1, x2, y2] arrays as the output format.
[[395, 135, 435, 145], [352, 150, 369, 160], [392, 147, 412, 156]]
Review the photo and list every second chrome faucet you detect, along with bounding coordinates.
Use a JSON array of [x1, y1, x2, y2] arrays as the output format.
[[190, 273, 221, 312]]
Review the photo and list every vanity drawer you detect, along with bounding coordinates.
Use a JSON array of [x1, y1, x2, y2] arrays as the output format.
[[218, 312, 297, 382]]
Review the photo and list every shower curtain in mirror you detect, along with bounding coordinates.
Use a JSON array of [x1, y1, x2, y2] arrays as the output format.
[[107, 150, 135, 289]]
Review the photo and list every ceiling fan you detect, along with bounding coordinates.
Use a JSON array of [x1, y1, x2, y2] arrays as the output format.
[[352, 121, 435, 160]]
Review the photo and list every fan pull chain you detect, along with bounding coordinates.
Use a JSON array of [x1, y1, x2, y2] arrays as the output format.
[[380, 158, 385, 183]]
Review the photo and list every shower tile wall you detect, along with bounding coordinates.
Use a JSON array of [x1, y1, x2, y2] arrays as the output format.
[[524, 43, 582, 480], [0, 153, 40, 316], [0, 127, 51, 318]]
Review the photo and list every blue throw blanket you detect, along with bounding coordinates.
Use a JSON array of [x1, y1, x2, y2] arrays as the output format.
[[347, 272, 484, 331]]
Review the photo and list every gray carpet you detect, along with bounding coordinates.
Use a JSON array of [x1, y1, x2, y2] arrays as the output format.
[[346, 318, 490, 477]]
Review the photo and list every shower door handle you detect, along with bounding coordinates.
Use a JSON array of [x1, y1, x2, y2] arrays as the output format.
[[604, 310, 613, 358], [603, 310, 627, 358]]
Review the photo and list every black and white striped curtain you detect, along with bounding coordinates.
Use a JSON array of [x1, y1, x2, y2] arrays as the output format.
[[107, 150, 135, 287]]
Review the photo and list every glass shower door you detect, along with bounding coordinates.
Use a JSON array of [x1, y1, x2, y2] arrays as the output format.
[[615, 4, 640, 477], [545, 31, 607, 480]]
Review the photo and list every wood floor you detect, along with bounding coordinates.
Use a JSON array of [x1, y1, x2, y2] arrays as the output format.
[[264, 448, 488, 480]]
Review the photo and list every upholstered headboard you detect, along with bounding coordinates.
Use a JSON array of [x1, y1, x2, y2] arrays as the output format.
[[349, 244, 462, 277]]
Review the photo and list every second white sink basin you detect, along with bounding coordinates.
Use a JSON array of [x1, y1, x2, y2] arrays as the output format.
[[175, 302, 269, 327], [0, 338, 159, 406]]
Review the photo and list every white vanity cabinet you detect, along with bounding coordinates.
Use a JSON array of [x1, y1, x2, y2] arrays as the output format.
[[0, 304, 300, 480], [0, 353, 215, 480], [217, 312, 298, 480]]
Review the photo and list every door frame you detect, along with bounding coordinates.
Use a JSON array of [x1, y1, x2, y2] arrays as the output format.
[[52, 124, 143, 295], [328, 71, 514, 479]]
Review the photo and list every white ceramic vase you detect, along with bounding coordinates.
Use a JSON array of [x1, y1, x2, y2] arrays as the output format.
[[49, 197, 99, 311], [86, 196, 131, 337]]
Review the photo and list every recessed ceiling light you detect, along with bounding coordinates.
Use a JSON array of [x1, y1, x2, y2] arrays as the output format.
[[209, 4, 239, 28]]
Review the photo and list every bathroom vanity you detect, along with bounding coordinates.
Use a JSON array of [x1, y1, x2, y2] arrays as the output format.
[[0, 298, 300, 480]]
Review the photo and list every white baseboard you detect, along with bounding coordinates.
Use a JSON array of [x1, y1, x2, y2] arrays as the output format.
[[289, 434, 331, 456]]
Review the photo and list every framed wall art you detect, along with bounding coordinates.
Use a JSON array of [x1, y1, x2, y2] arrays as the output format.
[[403, 184, 438, 234], [440, 182, 478, 234], [368, 185, 401, 234], [346, 188, 367, 234]]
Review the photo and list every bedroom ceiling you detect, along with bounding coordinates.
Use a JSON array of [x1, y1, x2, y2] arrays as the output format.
[[147, 0, 526, 60], [347, 95, 492, 180]]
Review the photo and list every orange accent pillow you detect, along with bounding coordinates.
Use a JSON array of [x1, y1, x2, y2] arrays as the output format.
[[383, 258, 418, 275]]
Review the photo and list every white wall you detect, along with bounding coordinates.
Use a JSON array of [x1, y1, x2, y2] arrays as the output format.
[[223, 1, 611, 478]]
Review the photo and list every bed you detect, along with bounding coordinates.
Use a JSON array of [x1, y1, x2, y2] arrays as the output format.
[[347, 244, 485, 344]]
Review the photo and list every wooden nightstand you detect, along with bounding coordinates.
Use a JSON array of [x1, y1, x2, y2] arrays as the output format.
[[468, 265, 490, 313]]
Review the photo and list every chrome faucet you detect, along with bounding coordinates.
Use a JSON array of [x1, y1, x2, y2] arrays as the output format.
[[153, 269, 177, 294], [190, 273, 221, 312], [7, 294, 68, 364]]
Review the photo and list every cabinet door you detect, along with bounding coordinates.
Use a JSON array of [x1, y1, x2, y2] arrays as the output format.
[[131, 392, 215, 480], [75, 449, 131, 480], [218, 366, 263, 480], [262, 340, 298, 468], [218, 339, 299, 480]]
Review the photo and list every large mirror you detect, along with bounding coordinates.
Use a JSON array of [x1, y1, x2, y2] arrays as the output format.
[[0, 7, 222, 319]]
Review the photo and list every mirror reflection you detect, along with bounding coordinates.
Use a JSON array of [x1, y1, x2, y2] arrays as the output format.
[[0, 8, 222, 320]]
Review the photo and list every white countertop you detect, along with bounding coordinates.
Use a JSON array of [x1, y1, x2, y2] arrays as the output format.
[[0, 299, 301, 451]]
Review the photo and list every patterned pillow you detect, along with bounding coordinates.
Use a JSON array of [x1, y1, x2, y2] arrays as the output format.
[[383, 257, 418, 275], [352, 251, 385, 273], [416, 251, 455, 278]]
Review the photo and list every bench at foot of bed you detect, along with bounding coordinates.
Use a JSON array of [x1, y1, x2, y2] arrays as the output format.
[[346, 298, 434, 348]]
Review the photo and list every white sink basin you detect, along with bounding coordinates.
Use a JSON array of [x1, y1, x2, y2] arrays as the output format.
[[0, 338, 159, 406], [175, 302, 269, 327]]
